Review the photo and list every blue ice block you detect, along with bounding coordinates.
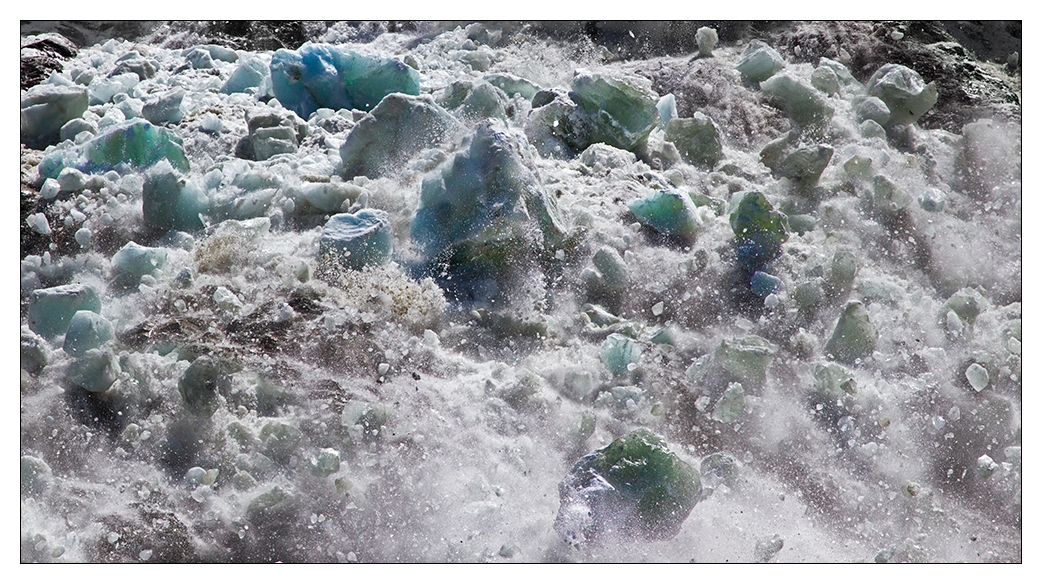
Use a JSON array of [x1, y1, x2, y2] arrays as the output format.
[[319, 209, 394, 271], [62, 310, 114, 357], [28, 283, 102, 339]]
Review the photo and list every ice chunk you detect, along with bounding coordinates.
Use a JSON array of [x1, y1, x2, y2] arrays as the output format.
[[26, 213, 51, 235], [600, 333, 642, 375], [243, 106, 307, 161], [38, 119, 190, 181], [570, 69, 660, 152], [824, 301, 878, 364], [221, 56, 270, 94], [141, 88, 185, 125], [65, 348, 120, 393], [700, 452, 740, 489], [340, 93, 463, 179], [871, 175, 912, 213], [411, 120, 567, 298], [319, 209, 394, 271], [656, 94, 677, 130], [759, 72, 834, 128], [825, 249, 858, 299], [712, 382, 745, 423], [853, 96, 891, 126], [918, 188, 946, 212], [761, 139, 833, 183], [21, 455, 53, 496], [141, 163, 207, 233], [579, 143, 637, 171], [866, 64, 937, 126], [59, 117, 97, 143], [755, 535, 784, 562], [111, 241, 168, 288], [965, 363, 989, 392], [810, 66, 839, 96], [179, 356, 230, 418], [554, 429, 701, 544], [182, 47, 214, 69], [286, 181, 362, 214], [20, 84, 89, 148], [62, 311, 114, 357], [713, 335, 777, 389], [270, 43, 421, 119], [21, 329, 49, 375], [750, 271, 782, 297], [735, 40, 785, 83], [28, 283, 101, 338], [309, 448, 341, 477], [730, 192, 788, 275], [664, 113, 723, 168], [975, 454, 999, 480], [696, 27, 718, 57], [483, 72, 540, 100], [628, 189, 701, 238], [582, 246, 629, 304], [437, 79, 508, 122]]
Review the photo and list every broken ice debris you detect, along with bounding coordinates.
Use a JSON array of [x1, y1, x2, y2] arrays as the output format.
[[628, 189, 701, 238], [554, 428, 701, 544], [483, 72, 540, 100], [759, 73, 834, 128], [582, 246, 629, 306], [437, 79, 509, 122], [824, 301, 878, 364], [20, 84, 89, 148], [664, 113, 723, 168], [179, 356, 230, 418], [730, 192, 788, 275], [700, 452, 740, 489], [270, 43, 421, 119], [320, 209, 394, 271], [810, 66, 840, 96], [21, 329, 49, 375], [28, 283, 102, 339], [866, 64, 938, 126], [309, 448, 341, 477], [38, 119, 190, 181], [853, 96, 891, 127], [111, 241, 168, 288], [871, 175, 912, 213], [65, 348, 121, 393], [62, 311, 114, 357], [656, 94, 677, 130], [975, 454, 999, 480], [944, 287, 984, 325], [750, 271, 782, 297], [340, 93, 463, 179], [142, 161, 209, 232], [735, 40, 785, 83], [569, 70, 660, 152], [600, 333, 643, 375], [965, 363, 989, 392], [411, 120, 567, 300], [21, 455, 53, 496]]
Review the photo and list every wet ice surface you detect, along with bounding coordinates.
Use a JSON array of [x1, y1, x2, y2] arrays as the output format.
[[19, 21, 1021, 563]]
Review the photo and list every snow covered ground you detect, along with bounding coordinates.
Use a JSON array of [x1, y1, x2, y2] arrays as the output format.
[[19, 21, 1022, 563]]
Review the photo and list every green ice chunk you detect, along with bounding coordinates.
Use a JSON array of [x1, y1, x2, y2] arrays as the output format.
[[866, 64, 938, 126], [965, 363, 990, 392], [600, 333, 642, 375], [825, 249, 858, 298], [570, 69, 660, 152], [38, 119, 190, 180], [853, 96, 891, 126], [65, 348, 120, 393], [340, 93, 462, 179], [260, 420, 302, 464], [555, 429, 701, 543], [755, 535, 784, 562], [178, 356, 229, 418], [730, 192, 788, 273], [775, 145, 833, 182], [735, 40, 785, 83], [308, 448, 341, 477], [760, 73, 834, 128], [628, 189, 701, 238], [319, 209, 394, 271], [62, 311, 114, 357], [871, 175, 912, 213], [664, 113, 723, 168], [810, 66, 840, 96], [824, 301, 878, 364], [812, 361, 856, 400], [712, 382, 746, 423], [28, 283, 101, 339], [714, 335, 777, 389]]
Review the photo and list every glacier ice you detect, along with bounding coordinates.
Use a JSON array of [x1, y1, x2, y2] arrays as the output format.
[[20, 84, 89, 148], [27, 283, 101, 339], [319, 209, 394, 271]]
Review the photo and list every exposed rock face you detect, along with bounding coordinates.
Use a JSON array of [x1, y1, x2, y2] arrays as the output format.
[[21, 33, 78, 90]]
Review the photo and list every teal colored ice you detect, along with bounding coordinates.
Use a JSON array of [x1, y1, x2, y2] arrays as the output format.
[[37, 119, 190, 181], [319, 209, 394, 271]]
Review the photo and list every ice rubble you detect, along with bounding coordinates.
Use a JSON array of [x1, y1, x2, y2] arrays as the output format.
[[18, 22, 1022, 563]]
